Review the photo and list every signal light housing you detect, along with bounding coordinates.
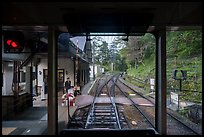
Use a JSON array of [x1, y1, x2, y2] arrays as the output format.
[[3, 30, 25, 53]]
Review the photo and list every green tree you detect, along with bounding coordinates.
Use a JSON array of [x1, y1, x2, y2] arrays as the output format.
[[114, 53, 128, 72], [166, 30, 202, 58], [114, 33, 155, 69], [92, 36, 111, 70]]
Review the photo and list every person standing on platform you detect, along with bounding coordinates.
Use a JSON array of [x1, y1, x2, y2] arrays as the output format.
[[64, 77, 71, 94]]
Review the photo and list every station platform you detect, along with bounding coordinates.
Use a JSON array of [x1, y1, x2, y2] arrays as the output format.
[[2, 80, 94, 135], [2, 93, 77, 135]]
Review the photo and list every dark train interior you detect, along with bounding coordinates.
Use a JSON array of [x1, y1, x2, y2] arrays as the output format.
[[2, 1, 202, 135]]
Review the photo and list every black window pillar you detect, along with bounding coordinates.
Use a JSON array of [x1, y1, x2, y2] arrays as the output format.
[[154, 27, 167, 135], [48, 26, 58, 135]]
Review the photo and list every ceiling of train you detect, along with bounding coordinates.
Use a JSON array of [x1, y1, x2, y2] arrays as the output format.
[[2, 2, 202, 34]]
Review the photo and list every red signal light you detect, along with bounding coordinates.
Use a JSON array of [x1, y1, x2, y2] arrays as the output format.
[[11, 41, 18, 48], [6, 40, 12, 45], [3, 30, 25, 53], [6, 39, 18, 48]]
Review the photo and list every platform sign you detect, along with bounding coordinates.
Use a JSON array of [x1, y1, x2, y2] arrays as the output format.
[[150, 78, 155, 91], [170, 92, 178, 104], [101, 68, 104, 73]]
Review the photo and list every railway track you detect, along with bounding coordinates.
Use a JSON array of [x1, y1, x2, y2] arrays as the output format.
[[67, 73, 200, 135], [117, 77, 201, 135], [85, 74, 124, 129], [69, 74, 155, 130]]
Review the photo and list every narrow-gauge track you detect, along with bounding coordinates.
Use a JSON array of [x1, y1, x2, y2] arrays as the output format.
[[67, 73, 200, 135], [114, 83, 155, 128], [117, 77, 201, 135], [109, 75, 155, 129], [68, 74, 155, 130], [84, 74, 125, 129]]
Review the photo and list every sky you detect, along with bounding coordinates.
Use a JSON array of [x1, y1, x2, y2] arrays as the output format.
[[90, 36, 116, 45], [70, 36, 86, 50], [101, 36, 115, 45], [69, 35, 116, 51]]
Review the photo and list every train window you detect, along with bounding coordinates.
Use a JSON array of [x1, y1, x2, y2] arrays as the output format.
[[166, 30, 202, 135], [2, 2, 202, 134]]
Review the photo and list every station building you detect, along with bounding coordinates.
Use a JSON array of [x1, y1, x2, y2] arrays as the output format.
[[2, 28, 92, 120]]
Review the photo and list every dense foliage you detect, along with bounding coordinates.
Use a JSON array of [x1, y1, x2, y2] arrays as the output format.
[[91, 30, 201, 103], [113, 30, 202, 103], [92, 36, 128, 72]]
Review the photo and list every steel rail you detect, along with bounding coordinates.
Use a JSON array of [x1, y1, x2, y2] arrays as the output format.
[[85, 75, 120, 129], [118, 77, 200, 135], [108, 82, 121, 129], [115, 83, 155, 128], [118, 78, 155, 104]]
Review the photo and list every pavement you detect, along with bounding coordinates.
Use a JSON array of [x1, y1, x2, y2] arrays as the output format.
[[2, 98, 48, 135], [75, 95, 94, 108], [81, 80, 95, 95]]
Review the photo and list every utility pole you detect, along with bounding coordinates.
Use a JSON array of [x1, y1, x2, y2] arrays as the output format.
[[74, 40, 80, 97], [92, 41, 95, 80], [75, 40, 79, 87]]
